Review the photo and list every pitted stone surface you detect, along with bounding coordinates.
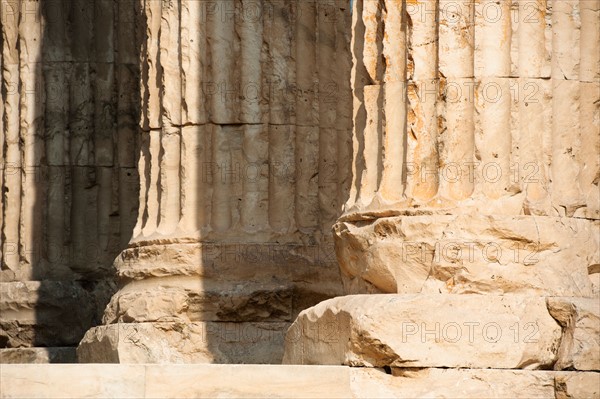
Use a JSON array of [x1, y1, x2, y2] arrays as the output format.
[[1, 3, 598, 399], [0, 347, 76, 364], [283, 294, 562, 369], [334, 214, 599, 296], [547, 297, 600, 371], [78, 322, 289, 364], [0, 281, 114, 348]]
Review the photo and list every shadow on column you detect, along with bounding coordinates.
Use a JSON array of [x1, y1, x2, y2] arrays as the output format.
[[0, 0, 140, 363]]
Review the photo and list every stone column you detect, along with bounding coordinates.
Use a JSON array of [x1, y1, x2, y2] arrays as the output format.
[[333, 0, 600, 297], [0, 0, 139, 363], [284, 0, 600, 388], [78, 0, 353, 364]]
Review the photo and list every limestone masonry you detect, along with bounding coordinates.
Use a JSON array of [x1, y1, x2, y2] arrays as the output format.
[[1, 0, 599, 398]]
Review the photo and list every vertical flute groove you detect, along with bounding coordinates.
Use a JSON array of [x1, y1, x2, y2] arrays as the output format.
[[2, 0, 22, 271]]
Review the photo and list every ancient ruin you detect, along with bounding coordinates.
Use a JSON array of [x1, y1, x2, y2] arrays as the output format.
[[1, 0, 599, 397]]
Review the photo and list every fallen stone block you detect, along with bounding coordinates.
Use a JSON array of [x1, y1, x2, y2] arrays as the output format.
[[283, 294, 561, 369]]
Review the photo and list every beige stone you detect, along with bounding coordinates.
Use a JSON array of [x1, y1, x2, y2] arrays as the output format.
[[346, 0, 600, 219], [334, 214, 598, 296], [0, 281, 113, 348], [1, 0, 353, 358], [102, 240, 343, 330], [103, 280, 293, 324], [0, 0, 138, 352], [0, 364, 146, 399], [355, 368, 558, 399], [283, 294, 561, 369], [0, 347, 76, 364], [81, 0, 353, 361], [0, 2, 598, 398], [555, 371, 600, 399], [548, 297, 600, 371], [1, 364, 597, 399], [78, 322, 289, 364], [144, 364, 353, 399]]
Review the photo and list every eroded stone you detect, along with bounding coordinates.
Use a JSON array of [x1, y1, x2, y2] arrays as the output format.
[[334, 214, 598, 296], [78, 322, 289, 364], [283, 294, 561, 369], [547, 297, 600, 371]]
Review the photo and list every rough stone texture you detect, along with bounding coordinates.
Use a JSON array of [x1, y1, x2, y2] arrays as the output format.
[[132, 0, 353, 243], [105, 241, 343, 324], [1, 0, 353, 361], [555, 371, 600, 399], [0, 0, 138, 351], [276, 3, 600, 398], [293, 1, 600, 396], [336, 0, 600, 298], [346, 0, 600, 219], [1, 364, 598, 399], [334, 214, 599, 296], [0, 347, 76, 364], [283, 294, 562, 369], [78, 322, 289, 364], [548, 297, 600, 371], [1, 0, 598, 397], [75, 0, 354, 363], [0, 281, 114, 348]]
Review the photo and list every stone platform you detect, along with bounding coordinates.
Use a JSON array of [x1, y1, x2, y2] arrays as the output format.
[[1, 364, 598, 398]]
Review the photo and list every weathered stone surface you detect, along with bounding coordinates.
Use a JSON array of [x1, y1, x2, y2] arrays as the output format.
[[0, 347, 76, 364], [0, 0, 139, 353], [0, 4, 596, 399], [547, 297, 600, 371], [283, 294, 561, 369], [348, 0, 600, 219], [104, 240, 343, 325], [357, 368, 557, 399], [0, 281, 114, 348], [76, 0, 352, 360], [103, 280, 293, 324], [334, 214, 598, 296], [555, 371, 600, 399], [1, 364, 596, 399], [0, 2, 139, 275], [1, 364, 146, 399], [591, 269, 600, 297], [1, 0, 353, 358], [77, 322, 289, 364]]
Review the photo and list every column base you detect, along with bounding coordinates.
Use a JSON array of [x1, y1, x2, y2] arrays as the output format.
[[334, 214, 599, 296], [0, 280, 114, 348], [77, 321, 289, 364], [0, 347, 76, 363]]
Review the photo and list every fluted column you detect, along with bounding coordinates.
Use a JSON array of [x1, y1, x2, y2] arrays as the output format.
[[285, 2, 599, 382], [335, 0, 599, 296], [78, 0, 353, 364], [0, 0, 139, 361]]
